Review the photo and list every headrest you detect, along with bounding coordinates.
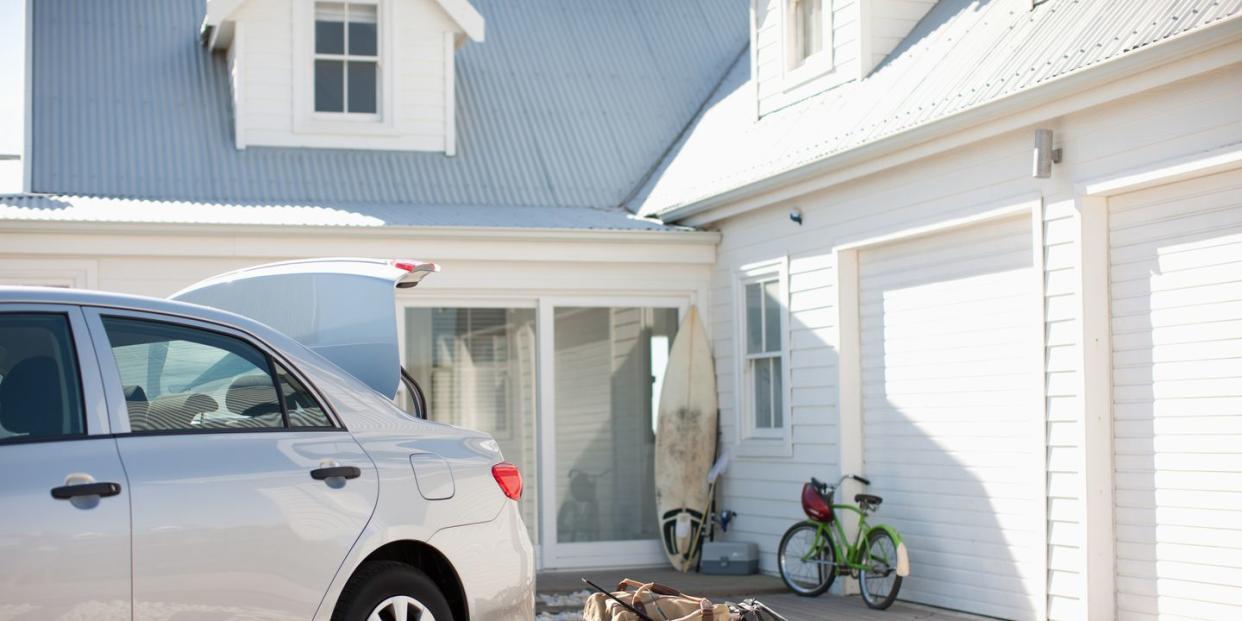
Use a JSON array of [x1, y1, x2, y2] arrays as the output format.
[[226, 375, 281, 418], [123, 384, 149, 418], [0, 356, 65, 436]]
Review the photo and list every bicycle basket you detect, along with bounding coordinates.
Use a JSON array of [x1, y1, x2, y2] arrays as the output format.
[[801, 482, 833, 522]]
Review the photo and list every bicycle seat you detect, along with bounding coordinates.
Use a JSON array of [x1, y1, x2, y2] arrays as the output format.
[[855, 493, 883, 506]]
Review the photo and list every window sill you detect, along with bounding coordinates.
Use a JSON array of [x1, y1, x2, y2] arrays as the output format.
[[734, 432, 793, 459], [296, 114, 394, 137], [783, 52, 833, 93]]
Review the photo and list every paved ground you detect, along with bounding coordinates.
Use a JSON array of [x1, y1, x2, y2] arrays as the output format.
[[536, 566, 987, 621]]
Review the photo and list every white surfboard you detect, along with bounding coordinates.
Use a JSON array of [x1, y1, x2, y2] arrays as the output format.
[[654, 306, 718, 572]]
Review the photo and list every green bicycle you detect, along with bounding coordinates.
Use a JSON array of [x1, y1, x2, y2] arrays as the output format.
[[777, 474, 909, 609]]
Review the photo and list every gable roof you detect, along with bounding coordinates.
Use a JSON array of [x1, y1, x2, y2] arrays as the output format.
[[23, 0, 746, 229], [633, 0, 1242, 219]]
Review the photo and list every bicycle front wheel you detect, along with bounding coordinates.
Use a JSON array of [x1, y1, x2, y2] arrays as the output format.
[[778, 521, 835, 597], [859, 528, 903, 609]]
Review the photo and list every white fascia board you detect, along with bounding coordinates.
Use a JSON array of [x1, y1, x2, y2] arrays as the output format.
[[658, 16, 1242, 225], [436, 0, 484, 42], [204, 0, 248, 28]]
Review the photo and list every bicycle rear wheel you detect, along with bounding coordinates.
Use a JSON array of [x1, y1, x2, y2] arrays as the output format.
[[859, 528, 902, 609], [778, 521, 835, 596]]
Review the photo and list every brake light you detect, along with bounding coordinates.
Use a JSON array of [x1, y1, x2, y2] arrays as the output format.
[[492, 462, 522, 501], [392, 261, 418, 272]]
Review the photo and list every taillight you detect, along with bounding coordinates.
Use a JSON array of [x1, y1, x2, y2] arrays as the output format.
[[492, 462, 522, 500]]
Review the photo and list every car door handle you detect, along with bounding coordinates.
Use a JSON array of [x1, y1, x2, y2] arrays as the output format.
[[310, 466, 361, 481], [50, 482, 122, 500]]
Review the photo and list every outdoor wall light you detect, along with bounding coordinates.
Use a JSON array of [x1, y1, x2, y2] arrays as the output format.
[[789, 207, 803, 225], [1033, 128, 1062, 178]]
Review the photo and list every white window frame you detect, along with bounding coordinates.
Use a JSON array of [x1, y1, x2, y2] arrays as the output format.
[[312, 1, 381, 119], [733, 257, 791, 455], [782, 0, 832, 89], [293, 0, 397, 136]]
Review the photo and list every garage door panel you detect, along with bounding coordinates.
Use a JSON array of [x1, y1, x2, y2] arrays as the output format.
[[860, 214, 1040, 618], [1111, 169, 1242, 619]]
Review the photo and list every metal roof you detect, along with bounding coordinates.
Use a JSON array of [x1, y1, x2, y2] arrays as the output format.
[[25, 0, 746, 224], [0, 194, 679, 230], [633, 0, 1242, 217]]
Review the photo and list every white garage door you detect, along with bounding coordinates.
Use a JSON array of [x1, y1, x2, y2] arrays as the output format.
[[1110, 170, 1242, 621], [860, 215, 1043, 620]]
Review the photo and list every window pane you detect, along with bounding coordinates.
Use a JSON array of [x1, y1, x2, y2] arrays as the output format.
[[555, 307, 678, 543], [314, 3, 345, 54], [276, 364, 332, 428], [753, 357, 772, 428], [103, 318, 283, 432], [405, 307, 538, 544], [347, 61, 377, 113], [314, 60, 344, 112], [799, 0, 823, 59], [348, 4, 378, 56], [745, 282, 762, 354], [0, 314, 84, 441], [763, 279, 781, 353], [771, 357, 783, 428]]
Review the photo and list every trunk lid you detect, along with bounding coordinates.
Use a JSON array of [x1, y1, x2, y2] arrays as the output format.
[[170, 258, 437, 399]]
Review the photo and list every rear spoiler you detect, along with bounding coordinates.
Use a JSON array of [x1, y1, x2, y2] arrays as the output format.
[[170, 258, 439, 399]]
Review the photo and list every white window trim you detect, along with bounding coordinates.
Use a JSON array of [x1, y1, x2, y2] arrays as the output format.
[[293, 0, 397, 136], [733, 257, 792, 457], [781, 0, 833, 91]]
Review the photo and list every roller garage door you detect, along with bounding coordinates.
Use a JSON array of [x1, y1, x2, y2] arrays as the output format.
[[1110, 170, 1242, 621], [859, 214, 1043, 620]]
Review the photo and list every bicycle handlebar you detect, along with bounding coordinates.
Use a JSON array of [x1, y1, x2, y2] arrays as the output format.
[[810, 474, 870, 491]]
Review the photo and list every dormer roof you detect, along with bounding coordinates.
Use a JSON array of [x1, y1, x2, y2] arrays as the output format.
[[202, 0, 484, 50]]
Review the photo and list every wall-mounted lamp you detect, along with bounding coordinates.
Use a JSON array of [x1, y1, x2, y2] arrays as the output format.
[[789, 208, 803, 225], [1033, 129, 1062, 178]]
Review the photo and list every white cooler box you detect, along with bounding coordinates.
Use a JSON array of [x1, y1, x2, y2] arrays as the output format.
[[700, 541, 759, 575]]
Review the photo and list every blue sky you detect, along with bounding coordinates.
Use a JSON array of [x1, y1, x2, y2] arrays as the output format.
[[1, 0, 23, 155]]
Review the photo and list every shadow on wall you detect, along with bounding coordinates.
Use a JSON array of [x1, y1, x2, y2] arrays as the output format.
[[852, 214, 1041, 619], [1108, 183, 1242, 619]]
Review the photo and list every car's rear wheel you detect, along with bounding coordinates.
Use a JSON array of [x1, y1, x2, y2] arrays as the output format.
[[333, 561, 453, 621]]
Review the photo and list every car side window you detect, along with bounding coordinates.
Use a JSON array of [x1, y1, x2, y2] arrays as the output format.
[[0, 313, 86, 442], [103, 317, 287, 432], [274, 362, 333, 428]]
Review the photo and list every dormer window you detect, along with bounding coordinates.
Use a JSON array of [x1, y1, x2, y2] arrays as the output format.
[[781, 0, 831, 89], [207, 0, 485, 153], [314, 2, 379, 115], [792, 0, 823, 67]]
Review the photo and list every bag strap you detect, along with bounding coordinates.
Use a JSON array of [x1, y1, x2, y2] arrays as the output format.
[[615, 579, 682, 596], [699, 598, 715, 621]]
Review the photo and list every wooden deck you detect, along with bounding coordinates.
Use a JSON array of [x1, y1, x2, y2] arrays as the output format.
[[536, 566, 989, 621]]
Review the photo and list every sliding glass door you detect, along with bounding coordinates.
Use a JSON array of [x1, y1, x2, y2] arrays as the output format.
[[545, 305, 679, 567], [402, 301, 684, 569]]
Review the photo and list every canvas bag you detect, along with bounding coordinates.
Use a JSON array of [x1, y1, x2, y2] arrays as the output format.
[[583, 579, 733, 621]]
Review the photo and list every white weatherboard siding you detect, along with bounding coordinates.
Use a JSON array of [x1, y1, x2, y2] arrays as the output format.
[[859, 215, 1043, 620], [709, 64, 1242, 621], [1110, 170, 1242, 621]]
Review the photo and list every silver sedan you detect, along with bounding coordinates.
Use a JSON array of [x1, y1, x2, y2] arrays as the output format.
[[0, 259, 534, 620]]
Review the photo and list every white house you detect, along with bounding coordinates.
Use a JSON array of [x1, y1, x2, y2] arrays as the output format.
[[3, 0, 1241, 619]]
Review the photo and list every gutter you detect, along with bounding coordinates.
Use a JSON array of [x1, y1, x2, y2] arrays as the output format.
[[0, 218, 722, 245], [658, 14, 1242, 224]]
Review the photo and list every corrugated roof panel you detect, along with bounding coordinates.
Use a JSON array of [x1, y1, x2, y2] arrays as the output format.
[[27, 0, 746, 223], [0, 194, 683, 231], [636, 0, 1242, 216]]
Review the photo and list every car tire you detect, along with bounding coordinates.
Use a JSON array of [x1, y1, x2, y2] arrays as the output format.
[[332, 560, 454, 621]]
